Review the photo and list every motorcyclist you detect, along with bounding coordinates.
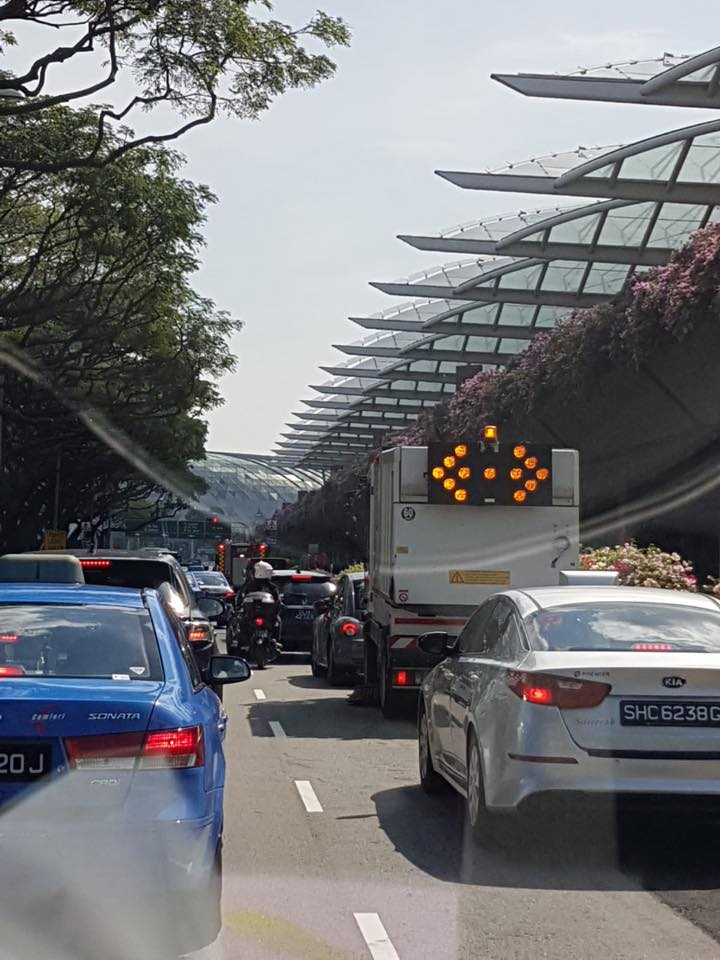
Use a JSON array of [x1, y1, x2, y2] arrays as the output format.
[[241, 560, 282, 645]]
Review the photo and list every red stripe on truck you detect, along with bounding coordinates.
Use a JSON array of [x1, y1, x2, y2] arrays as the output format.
[[394, 617, 467, 626], [390, 636, 418, 650]]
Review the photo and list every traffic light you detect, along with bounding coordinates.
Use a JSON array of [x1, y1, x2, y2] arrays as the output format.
[[211, 516, 220, 526], [427, 441, 552, 506]]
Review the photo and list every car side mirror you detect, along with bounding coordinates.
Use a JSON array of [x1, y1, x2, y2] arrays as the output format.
[[197, 596, 224, 620], [207, 655, 251, 684], [418, 632, 450, 657]]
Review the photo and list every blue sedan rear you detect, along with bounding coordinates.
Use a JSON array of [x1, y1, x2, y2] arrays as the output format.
[[0, 582, 249, 958]]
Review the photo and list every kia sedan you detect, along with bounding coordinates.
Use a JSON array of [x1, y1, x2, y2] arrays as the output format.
[[417, 586, 720, 843]]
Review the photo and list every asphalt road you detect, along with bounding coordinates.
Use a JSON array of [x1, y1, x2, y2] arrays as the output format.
[[199, 659, 720, 960]]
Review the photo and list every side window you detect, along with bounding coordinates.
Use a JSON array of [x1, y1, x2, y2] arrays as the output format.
[[163, 605, 204, 690], [333, 579, 346, 616], [459, 599, 498, 655], [485, 603, 524, 661]]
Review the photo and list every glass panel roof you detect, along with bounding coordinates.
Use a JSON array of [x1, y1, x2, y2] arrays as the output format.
[[435, 205, 578, 242], [679, 134, 720, 182], [486, 145, 618, 178], [568, 55, 686, 81], [398, 256, 514, 289]]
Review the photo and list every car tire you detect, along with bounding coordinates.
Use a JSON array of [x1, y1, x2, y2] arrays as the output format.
[[378, 640, 401, 719], [311, 640, 326, 678], [418, 701, 446, 794], [466, 731, 506, 845]]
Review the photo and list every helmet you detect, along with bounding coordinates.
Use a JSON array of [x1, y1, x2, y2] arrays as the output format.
[[253, 560, 273, 580]]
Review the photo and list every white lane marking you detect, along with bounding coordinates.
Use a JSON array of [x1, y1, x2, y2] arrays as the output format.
[[294, 779, 323, 813], [253, 689, 266, 700], [354, 913, 400, 960], [269, 721, 286, 738]]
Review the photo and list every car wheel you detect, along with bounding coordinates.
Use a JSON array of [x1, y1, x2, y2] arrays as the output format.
[[466, 731, 502, 845], [418, 701, 446, 794], [378, 641, 401, 718], [311, 639, 326, 678]]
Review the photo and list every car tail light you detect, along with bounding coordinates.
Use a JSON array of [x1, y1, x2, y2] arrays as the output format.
[[188, 626, 209, 643], [64, 727, 204, 770], [254, 617, 264, 627], [505, 671, 611, 709], [0, 634, 18, 644], [0, 665, 24, 676], [65, 732, 145, 770], [633, 642, 674, 651], [341, 622, 359, 637], [291, 575, 313, 582], [139, 726, 204, 769], [79, 559, 112, 568], [224, 591, 235, 600]]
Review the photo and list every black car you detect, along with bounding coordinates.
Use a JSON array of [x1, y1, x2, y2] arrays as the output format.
[[272, 570, 336, 652], [187, 570, 235, 626], [29, 549, 223, 675], [311, 571, 367, 683]]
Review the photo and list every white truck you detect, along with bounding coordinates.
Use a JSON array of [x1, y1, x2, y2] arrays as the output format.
[[365, 442, 580, 716]]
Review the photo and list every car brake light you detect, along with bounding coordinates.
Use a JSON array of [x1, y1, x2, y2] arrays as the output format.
[[291, 575, 313, 582], [0, 634, 18, 643], [505, 671, 611, 709], [64, 726, 204, 771], [0, 665, 24, 676], [79, 559, 112, 568], [633, 643, 674, 651], [341, 622, 359, 637], [395, 670, 409, 686], [65, 732, 145, 770], [224, 591, 235, 600], [254, 617, 264, 627], [188, 627, 209, 642], [139, 726, 204, 769]]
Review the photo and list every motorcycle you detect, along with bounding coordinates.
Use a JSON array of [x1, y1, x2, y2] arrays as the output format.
[[227, 589, 280, 669]]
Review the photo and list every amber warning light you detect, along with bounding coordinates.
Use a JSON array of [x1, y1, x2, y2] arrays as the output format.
[[427, 441, 552, 507]]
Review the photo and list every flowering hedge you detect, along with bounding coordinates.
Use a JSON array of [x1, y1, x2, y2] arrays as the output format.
[[580, 542, 697, 591]]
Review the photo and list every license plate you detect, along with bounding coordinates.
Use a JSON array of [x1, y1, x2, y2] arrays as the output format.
[[620, 700, 720, 727], [0, 743, 52, 782], [294, 610, 314, 622]]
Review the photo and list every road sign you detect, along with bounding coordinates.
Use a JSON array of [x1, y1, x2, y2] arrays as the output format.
[[42, 530, 67, 550]]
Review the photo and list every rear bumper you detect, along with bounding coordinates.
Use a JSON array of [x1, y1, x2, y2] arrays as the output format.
[[332, 635, 364, 671]]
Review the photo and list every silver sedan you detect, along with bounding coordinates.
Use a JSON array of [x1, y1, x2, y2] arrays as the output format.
[[417, 585, 720, 842]]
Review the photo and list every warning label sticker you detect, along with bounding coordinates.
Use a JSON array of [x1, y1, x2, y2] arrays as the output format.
[[449, 570, 511, 585]]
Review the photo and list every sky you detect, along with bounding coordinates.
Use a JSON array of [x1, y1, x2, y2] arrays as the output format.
[[8, 2, 720, 456]]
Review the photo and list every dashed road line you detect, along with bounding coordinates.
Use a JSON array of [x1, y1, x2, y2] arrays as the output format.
[[269, 720, 286, 737], [253, 689, 266, 700], [294, 779, 323, 813], [353, 913, 400, 960]]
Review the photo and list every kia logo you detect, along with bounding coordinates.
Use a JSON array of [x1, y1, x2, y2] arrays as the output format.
[[662, 676, 686, 688]]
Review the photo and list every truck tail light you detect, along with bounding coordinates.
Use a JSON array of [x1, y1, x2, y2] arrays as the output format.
[[505, 671, 611, 709], [65, 727, 204, 770], [394, 670, 409, 686]]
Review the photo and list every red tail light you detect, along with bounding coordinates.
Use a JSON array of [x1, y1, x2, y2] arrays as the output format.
[[0, 634, 18, 644], [224, 590, 235, 600], [341, 622, 359, 637], [505, 671, 611, 709], [633, 643, 674, 651], [291, 574, 313, 582], [395, 670, 409, 687], [79, 559, 112, 568], [0, 665, 25, 677], [140, 726, 204, 769], [65, 726, 204, 770], [65, 732, 145, 769], [255, 616, 264, 627]]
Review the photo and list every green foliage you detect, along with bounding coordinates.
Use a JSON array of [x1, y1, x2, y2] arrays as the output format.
[[0, 1, 350, 171], [0, 106, 240, 550]]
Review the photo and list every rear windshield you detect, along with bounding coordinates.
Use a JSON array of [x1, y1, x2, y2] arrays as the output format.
[[526, 603, 720, 653], [193, 572, 227, 586], [0, 604, 163, 680], [276, 579, 334, 605], [80, 559, 173, 590]]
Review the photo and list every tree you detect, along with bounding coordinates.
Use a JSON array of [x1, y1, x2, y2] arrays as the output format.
[[0, 1, 350, 171], [0, 105, 241, 550]]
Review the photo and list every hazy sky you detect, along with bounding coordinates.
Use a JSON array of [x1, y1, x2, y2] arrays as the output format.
[[26, 1, 720, 456]]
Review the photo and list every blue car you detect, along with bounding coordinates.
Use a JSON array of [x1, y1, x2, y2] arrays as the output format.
[[0, 556, 250, 959]]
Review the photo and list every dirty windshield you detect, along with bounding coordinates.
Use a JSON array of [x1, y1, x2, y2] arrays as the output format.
[[4, 2, 720, 959]]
